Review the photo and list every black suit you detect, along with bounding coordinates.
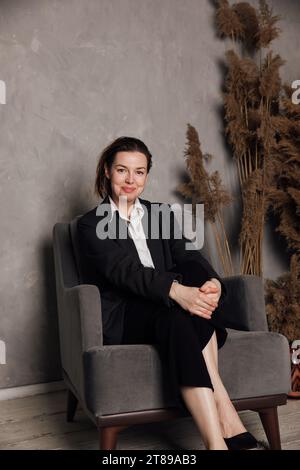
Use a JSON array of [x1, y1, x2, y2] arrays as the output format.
[[77, 194, 227, 345]]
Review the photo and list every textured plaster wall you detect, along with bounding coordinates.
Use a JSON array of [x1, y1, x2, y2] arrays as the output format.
[[0, 0, 299, 388]]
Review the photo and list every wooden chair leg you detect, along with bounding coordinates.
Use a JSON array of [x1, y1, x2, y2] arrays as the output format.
[[67, 389, 78, 422], [258, 406, 282, 450], [99, 425, 127, 450]]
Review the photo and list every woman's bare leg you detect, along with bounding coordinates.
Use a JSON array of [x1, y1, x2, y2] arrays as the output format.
[[180, 385, 228, 450], [202, 331, 247, 438]]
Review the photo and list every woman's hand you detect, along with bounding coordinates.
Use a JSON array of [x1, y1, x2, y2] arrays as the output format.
[[199, 278, 222, 305], [169, 282, 219, 320]]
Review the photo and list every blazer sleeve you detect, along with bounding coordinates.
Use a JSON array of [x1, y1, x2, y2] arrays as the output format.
[[77, 218, 183, 308], [167, 205, 227, 307]]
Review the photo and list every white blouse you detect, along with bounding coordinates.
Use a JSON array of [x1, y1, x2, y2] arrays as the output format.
[[108, 195, 155, 269]]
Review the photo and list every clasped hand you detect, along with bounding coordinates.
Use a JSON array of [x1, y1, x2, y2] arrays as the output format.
[[170, 279, 221, 320]]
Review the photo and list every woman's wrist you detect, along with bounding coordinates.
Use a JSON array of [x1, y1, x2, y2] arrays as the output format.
[[169, 280, 181, 301]]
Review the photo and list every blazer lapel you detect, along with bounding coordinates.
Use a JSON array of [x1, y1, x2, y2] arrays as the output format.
[[99, 195, 165, 271], [114, 213, 140, 261]]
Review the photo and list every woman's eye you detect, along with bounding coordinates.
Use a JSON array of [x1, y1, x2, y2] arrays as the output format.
[[117, 169, 144, 175]]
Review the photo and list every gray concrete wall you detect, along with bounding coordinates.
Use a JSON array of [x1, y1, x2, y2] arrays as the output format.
[[0, 0, 299, 388]]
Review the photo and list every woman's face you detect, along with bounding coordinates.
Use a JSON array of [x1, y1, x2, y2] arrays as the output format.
[[104, 151, 149, 203]]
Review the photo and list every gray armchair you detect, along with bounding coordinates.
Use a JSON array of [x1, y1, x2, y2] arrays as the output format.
[[52, 216, 291, 450]]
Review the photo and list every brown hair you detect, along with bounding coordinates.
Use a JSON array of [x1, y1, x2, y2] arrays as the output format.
[[94, 136, 153, 198]]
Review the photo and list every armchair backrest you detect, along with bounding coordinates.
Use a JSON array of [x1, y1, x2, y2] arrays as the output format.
[[53, 221, 81, 292], [53, 216, 91, 402]]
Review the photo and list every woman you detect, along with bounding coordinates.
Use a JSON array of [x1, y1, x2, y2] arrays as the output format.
[[77, 136, 259, 451]]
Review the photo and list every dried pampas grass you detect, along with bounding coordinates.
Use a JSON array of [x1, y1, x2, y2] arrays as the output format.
[[215, 1, 300, 340], [256, 0, 281, 49], [265, 254, 300, 342], [216, 0, 245, 42], [216, 2, 284, 276], [177, 124, 234, 276]]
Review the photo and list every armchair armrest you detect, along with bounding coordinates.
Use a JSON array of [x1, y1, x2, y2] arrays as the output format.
[[63, 283, 103, 352], [221, 275, 269, 332], [58, 283, 102, 402]]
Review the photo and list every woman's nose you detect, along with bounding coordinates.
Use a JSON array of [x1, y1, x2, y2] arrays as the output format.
[[125, 173, 134, 183]]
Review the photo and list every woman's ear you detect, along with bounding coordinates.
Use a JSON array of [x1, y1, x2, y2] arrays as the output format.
[[104, 164, 110, 179]]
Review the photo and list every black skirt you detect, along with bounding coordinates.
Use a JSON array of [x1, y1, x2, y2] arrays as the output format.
[[120, 260, 228, 412]]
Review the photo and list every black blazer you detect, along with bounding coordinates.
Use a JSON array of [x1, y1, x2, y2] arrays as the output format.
[[77, 194, 227, 345]]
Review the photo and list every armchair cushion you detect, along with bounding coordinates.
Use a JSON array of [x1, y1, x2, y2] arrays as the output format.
[[82, 328, 291, 417]]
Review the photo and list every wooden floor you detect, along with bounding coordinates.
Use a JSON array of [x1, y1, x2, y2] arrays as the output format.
[[0, 390, 299, 450]]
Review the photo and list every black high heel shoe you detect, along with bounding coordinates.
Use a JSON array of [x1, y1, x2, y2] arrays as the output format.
[[224, 432, 261, 450]]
